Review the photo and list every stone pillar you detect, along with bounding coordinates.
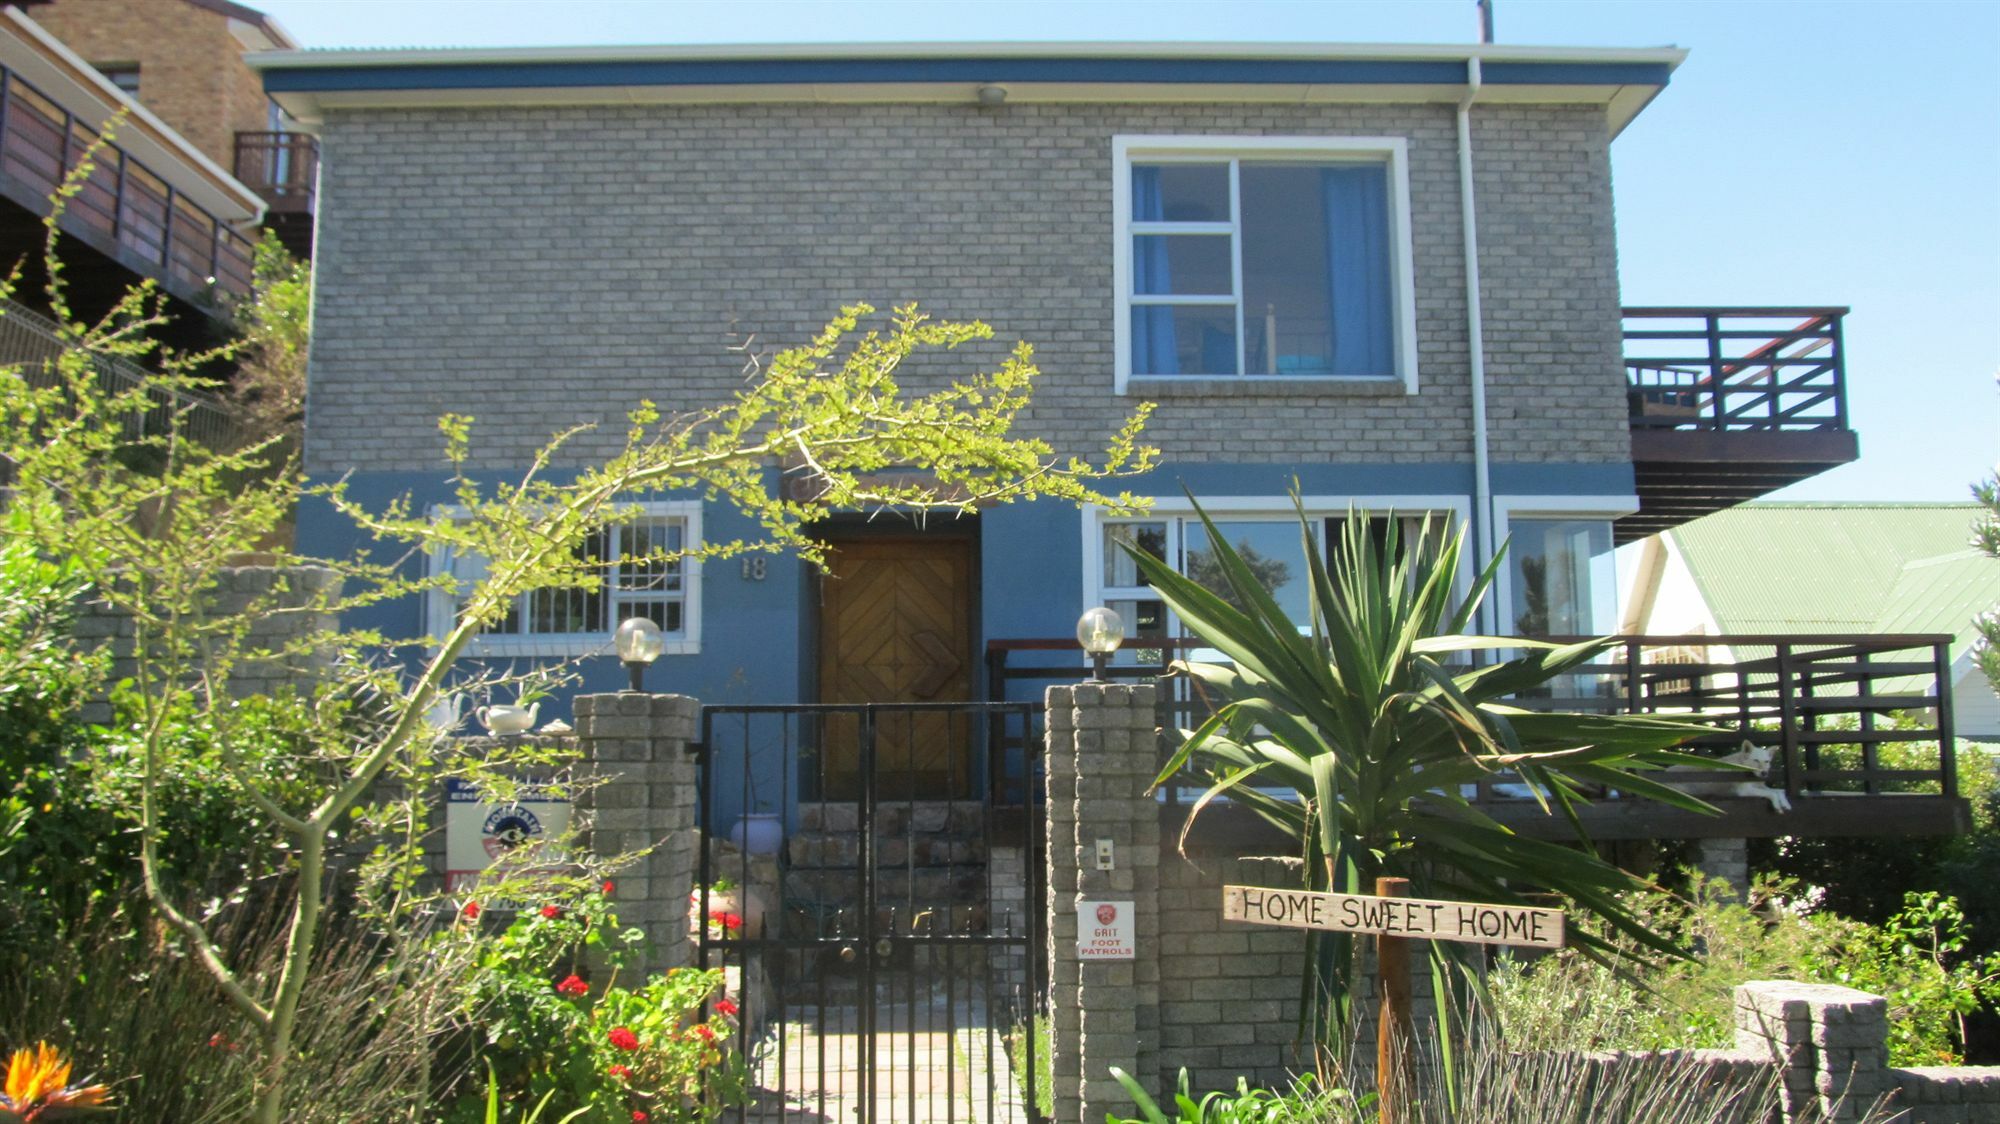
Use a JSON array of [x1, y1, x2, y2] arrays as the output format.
[[574, 692, 701, 970], [1694, 836, 1750, 899], [1046, 682, 1160, 1124], [1735, 980, 1890, 1123]]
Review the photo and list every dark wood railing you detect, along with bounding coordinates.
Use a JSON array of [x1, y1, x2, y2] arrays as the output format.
[[232, 131, 317, 214], [1623, 307, 1848, 433], [0, 65, 255, 300], [986, 633, 1957, 812]]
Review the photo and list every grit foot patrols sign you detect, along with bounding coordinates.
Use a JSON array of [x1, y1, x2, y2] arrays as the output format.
[[1077, 900, 1136, 959], [1221, 884, 1563, 949], [445, 779, 571, 892]]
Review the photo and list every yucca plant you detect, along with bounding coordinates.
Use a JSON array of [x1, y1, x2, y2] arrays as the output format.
[[1129, 495, 1722, 1069]]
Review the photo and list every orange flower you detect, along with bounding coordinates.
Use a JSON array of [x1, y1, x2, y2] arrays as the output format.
[[1, 1042, 111, 1116]]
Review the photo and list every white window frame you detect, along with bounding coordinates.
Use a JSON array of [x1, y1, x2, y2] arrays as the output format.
[[426, 500, 704, 659], [1081, 495, 1473, 646], [1489, 495, 1638, 637], [1112, 135, 1421, 395]]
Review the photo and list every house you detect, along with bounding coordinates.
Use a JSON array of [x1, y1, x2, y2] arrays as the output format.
[[23, 0, 318, 258], [253, 41, 1961, 839], [1622, 502, 2000, 741]]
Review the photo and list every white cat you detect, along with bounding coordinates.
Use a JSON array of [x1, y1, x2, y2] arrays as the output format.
[[1666, 742, 1792, 814]]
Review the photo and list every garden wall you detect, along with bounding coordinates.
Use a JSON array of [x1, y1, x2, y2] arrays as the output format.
[[71, 564, 341, 725], [1045, 681, 2000, 1124]]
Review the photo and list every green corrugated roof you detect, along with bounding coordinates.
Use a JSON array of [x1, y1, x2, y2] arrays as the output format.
[[1667, 503, 1999, 652]]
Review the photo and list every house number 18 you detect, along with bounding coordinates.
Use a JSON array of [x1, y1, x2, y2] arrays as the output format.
[[741, 557, 767, 581]]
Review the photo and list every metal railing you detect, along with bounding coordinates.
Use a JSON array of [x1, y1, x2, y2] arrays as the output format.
[[1623, 307, 1849, 433], [0, 63, 256, 299], [232, 131, 317, 214], [986, 632, 1957, 808], [0, 296, 242, 450]]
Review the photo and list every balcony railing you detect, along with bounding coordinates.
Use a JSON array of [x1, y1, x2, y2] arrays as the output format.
[[232, 131, 317, 214], [0, 296, 243, 451], [0, 64, 255, 300], [986, 633, 1958, 831], [1623, 307, 1849, 433]]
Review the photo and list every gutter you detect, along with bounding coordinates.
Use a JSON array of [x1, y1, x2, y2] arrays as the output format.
[[1456, 57, 1495, 629]]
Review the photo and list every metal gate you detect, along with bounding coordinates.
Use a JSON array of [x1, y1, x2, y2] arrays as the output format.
[[696, 703, 1047, 1123]]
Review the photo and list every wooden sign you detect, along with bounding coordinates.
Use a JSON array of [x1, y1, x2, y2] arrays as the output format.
[[1221, 884, 1564, 949], [1225, 879, 1565, 1124]]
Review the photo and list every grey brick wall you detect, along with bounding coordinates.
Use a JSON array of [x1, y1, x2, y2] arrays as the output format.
[[305, 101, 1629, 476]]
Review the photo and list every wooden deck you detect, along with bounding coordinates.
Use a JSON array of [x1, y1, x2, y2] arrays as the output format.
[[990, 633, 1970, 842]]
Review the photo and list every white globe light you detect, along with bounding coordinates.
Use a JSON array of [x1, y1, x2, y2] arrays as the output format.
[[615, 616, 665, 665], [1076, 606, 1125, 656]]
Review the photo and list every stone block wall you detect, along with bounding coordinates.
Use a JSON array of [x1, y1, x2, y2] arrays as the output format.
[[571, 692, 701, 969], [72, 564, 341, 725]]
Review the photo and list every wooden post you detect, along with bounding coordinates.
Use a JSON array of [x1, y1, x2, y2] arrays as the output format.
[[1375, 875, 1412, 1124]]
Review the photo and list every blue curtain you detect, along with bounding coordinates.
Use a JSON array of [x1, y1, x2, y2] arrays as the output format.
[[1131, 167, 1179, 375], [1322, 167, 1393, 376]]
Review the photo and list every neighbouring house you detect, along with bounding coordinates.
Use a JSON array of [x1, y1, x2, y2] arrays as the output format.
[[1622, 502, 2000, 741], [252, 40, 1964, 842], [23, 0, 318, 257]]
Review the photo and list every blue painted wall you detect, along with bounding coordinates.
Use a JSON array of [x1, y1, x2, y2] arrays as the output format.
[[297, 459, 1636, 834]]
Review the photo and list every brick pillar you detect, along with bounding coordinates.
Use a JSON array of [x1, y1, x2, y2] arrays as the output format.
[[1046, 682, 1160, 1123], [574, 692, 701, 970], [1736, 980, 1890, 1123]]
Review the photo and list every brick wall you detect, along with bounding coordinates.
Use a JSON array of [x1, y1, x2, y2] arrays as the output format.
[[304, 101, 1629, 477], [29, 0, 269, 169]]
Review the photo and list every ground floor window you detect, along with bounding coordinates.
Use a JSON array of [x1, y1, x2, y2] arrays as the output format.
[[428, 500, 703, 657], [1090, 500, 1465, 646], [1503, 518, 1615, 637]]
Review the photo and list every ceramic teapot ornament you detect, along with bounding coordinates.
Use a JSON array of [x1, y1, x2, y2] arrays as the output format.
[[477, 701, 540, 735]]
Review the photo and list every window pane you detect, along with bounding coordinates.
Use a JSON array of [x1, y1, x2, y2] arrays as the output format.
[[1104, 522, 1167, 588], [1185, 520, 1311, 626], [1507, 520, 1613, 636], [1132, 305, 1237, 376], [618, 518, 683, 593], [619, 598, 683, 636], [1132, 235, 1232, 296], [1132, 163, 1228, 223], [1241, 162, 1393, 377]]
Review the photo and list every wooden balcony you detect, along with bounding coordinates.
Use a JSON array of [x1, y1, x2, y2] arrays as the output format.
[[0, 63, 255, 311], [986, 634, 1969, 844], [233, 130, 316, 258], [1618, 307, 1859, 544]]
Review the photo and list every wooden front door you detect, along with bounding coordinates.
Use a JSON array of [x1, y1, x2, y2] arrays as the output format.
[[817, 537, 975, 799]]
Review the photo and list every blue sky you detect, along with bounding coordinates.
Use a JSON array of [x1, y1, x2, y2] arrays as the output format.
[[253, 0, 1999, 502]]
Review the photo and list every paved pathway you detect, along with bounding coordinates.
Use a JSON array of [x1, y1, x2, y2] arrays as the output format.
[[722, 987, 1031, 1124]]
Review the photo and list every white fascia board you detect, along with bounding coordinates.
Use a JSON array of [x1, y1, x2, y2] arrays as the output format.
[[248, 41, 1690, 70], [3, 9, 263, 220]]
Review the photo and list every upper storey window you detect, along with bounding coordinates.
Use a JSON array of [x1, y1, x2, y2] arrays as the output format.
[[1113, 137, 1419, 393]]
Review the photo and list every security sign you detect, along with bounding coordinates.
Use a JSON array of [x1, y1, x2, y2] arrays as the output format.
[[1077, 899, 1136, 960], [445, 779, 571, 893]]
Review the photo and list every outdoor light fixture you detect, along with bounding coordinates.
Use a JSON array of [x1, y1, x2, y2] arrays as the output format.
[[1076, 606, 1124, 684], [614, 616, 665, 692], [976, 83, 1007, 106]]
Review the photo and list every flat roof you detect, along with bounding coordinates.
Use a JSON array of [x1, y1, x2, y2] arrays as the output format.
[[251, 40, 1684, 135]]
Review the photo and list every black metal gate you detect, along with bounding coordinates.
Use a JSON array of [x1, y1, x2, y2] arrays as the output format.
[[696, 703, 1047, 1123]]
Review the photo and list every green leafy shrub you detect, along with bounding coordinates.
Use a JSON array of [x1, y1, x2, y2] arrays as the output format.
[[1489, 875, 2000, 1065], [1107, 1067, 1351, 1124], [444, 884, 744, 1123]]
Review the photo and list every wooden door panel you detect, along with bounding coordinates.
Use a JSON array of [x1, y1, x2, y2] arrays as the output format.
[[817, 538, 974, 798]]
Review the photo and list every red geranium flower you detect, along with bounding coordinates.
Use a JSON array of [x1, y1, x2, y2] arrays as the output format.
[[555, 974, 589, 997], [708, 911, 743, 931], [601, 880, 616, 895], [540, 904, 561, 920], [691, 1025, 715, 1042], [460, 900, 481, 921], [714, 998, 738, 1018], [631, 1113, 648, 1123], [608, 1026, 639, 1051], [607, 1064, 632, 1081]]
